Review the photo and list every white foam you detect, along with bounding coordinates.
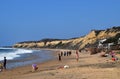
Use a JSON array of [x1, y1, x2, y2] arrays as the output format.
[[0, 48, 33, 61]]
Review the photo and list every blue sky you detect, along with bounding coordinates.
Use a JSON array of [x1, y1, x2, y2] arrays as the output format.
[[0, 0, 120, 46]]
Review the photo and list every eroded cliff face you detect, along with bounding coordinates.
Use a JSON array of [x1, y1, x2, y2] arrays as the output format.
[[13, 27, 120, 49]]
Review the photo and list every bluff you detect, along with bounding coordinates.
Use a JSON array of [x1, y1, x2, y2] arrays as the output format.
[[13, 26, 120, 50]]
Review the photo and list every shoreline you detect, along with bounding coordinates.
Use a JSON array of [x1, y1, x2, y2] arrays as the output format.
[[1, 48, 59, 69], [0, 48, 72, 79], [1, 49, 120, 79]]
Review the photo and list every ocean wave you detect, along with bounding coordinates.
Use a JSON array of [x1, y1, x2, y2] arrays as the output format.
[[0, 48, 34, 61]]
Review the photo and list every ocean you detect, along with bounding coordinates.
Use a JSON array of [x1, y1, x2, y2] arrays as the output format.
[[0, 47, 55, 69]]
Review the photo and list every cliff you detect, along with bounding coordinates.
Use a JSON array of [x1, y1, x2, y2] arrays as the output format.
[[13, 26, 120, 50]]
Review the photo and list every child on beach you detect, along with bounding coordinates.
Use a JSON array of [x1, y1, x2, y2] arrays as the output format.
[[32, 64, 38, 72], [0, 62, 3, 72]]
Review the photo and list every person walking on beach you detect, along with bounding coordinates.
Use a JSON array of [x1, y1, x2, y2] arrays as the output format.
[[58, 53, 62, 61], [3, 57, 7, 69], [75, 50, 79, 62], [60, 51, 63, 57], [64, 51, 66, 56]]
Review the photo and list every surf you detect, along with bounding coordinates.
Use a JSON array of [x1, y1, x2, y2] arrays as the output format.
[[0, 48, 33, 61]]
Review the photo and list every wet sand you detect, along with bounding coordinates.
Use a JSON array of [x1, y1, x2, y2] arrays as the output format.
[[0, 49, 120, 79]]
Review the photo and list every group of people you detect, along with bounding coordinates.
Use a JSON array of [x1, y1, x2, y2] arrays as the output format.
[[0, 50, 80, 72], [100, 50, 119, 62], [109, 50, 118, 61], [58, 50, 72, 61], [57, 50, 80, 62], [60, 51, 72, 57], [0, 57, 7, 72]]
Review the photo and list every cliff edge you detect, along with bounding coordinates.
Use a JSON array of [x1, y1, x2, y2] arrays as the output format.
[[13, 26, 120, 50]]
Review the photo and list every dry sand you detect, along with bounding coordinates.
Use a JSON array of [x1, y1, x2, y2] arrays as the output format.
[[0, 49, 120, 79]]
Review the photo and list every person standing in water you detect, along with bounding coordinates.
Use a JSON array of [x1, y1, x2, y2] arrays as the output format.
[[3, 57, 7, 69]]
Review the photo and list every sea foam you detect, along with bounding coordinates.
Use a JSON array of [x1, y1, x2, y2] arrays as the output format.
[[0, 48, 33, 61]]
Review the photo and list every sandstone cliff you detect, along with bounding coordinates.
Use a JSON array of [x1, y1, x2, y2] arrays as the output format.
[[13, 26, 120, 50]]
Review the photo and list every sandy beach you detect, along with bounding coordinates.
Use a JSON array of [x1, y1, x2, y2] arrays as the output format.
[[0, 49, 120, 79]]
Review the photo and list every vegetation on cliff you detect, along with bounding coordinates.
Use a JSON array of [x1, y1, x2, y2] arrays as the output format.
[[13, 26, 120, 50]]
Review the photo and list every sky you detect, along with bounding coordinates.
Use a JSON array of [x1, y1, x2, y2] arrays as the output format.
[[0, 0, 120, 46]]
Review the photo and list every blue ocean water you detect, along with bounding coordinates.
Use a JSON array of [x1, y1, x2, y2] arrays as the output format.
[[0, 47, 54, 69]]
